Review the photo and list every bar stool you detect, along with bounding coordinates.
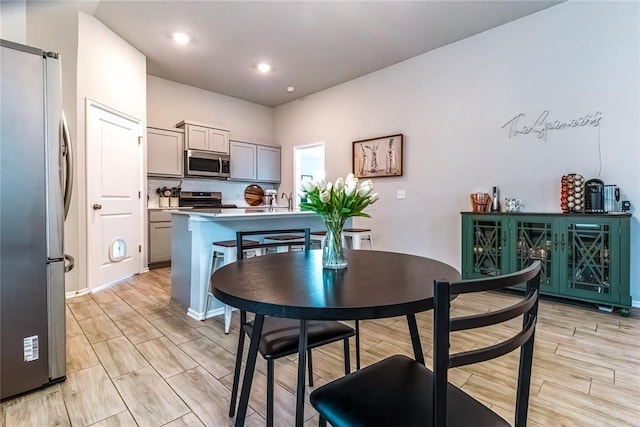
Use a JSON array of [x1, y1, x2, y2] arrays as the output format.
[[310, 230, 326, 249], [203, 239, 261, 333], [262, 234, 306, 253], [343, 228, 373, 250]]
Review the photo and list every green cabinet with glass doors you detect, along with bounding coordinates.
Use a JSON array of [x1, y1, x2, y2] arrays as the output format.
[[461, 212, 631, 316]]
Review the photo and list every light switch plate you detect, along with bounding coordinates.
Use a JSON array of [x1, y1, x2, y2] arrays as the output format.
[[397, 190, 406, 199]]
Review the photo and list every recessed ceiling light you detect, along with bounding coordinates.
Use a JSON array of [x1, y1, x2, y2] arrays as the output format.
[[257, 62, 272, 73], [172, 32, 190, 45], [287, 86, 295, 93]]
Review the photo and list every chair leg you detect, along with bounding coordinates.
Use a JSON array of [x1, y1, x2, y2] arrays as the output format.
[[307, 348, 314, 387], [267, 360, 274, 427], [228, 311, 246, 417], [355, 320, 361, 370], [204, 250, 225, 320], [515, 334, 536, 427], [224, 305, 232, 334], [319, 415, 328, 427], [343, 337, 351, 375], [202, 249, 217, 318]]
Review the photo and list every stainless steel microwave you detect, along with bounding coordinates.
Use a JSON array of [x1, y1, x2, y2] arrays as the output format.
[[184, 150, 230, 178]]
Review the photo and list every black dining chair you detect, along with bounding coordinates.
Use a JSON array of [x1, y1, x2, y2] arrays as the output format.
[[310, 261, 542, 427], [228, 228, 359, 427]]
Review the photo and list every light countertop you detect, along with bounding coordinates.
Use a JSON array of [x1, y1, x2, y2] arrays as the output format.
[[170, 208, 316, 218], [148, 206, 194, 211]]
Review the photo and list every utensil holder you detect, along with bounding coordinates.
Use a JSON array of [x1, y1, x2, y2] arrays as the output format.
[[159, 197, 169, 208], [470, 193, 491, 212], [170, 197, 179, 207]]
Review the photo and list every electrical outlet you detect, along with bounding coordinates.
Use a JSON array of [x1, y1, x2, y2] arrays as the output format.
[[397, 190, 406, 199]]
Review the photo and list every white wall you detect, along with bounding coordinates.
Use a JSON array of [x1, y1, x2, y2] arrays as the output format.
[[146, 76, 277, 205], [147, 76, 273, 143], [26, 2, 80, 292], [274, 2, 640, 302], [73, 12, 146, 293], [24, 8, 145, 293], [1, 0, 26, 42]]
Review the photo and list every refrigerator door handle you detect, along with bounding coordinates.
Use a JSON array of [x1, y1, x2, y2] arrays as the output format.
[[62, 111, 73, 220], [64, 254, 75, 273]]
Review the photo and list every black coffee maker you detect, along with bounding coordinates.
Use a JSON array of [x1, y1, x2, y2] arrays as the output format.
[[584, 179, 604, 213]]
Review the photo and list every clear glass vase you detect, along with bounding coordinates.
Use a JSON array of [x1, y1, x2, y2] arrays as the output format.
[[322, 218, 348, 269]]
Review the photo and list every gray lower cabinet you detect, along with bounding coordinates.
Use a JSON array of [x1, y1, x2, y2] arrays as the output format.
[[148, 210, 171, 267], [230, 140, 280, 183], [147, 127, 184, 177]]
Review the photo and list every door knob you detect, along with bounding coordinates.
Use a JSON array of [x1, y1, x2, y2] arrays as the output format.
[[92, 203, 102, 210]]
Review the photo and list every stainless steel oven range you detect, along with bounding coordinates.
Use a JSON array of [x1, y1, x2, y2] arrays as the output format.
[[179, 191, 237, 209]]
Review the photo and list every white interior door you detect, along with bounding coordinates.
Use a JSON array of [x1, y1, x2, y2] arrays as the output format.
[[86, 100, 143, 289], [293, 142, 325, 208]]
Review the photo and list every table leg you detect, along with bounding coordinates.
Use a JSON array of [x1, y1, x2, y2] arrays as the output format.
[[355, 320, 361, 370], [295, 319, 308, 427], [234, 314, 264, 427], [406, 314, 425, 365]]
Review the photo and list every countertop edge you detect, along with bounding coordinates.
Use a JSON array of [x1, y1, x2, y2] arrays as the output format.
[[171, 209, 317, 218]]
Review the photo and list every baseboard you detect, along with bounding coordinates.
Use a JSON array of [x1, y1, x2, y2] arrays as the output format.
[[66, 288, 90, 299], [187, 306, 226, 321], [91, 282, 114, 294]]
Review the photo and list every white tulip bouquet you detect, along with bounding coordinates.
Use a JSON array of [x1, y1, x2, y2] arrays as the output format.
[[299, 173, 378, 268]]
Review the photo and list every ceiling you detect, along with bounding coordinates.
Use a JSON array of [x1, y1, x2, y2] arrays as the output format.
[[90, 1, 562, 107]]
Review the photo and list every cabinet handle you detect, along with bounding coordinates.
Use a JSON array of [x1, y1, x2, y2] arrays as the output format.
[[553, 234, 558, 250], [560, 234, 566, 251], [92, 203, 102, 210]]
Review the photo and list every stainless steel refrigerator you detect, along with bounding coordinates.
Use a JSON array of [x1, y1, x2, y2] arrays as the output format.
[[1, 39, 74, 400]]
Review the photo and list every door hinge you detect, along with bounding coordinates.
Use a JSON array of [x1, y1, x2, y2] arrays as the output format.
[[139, 245, 142, 253], [138, 136, 143, 145], [138, 191, 141, 199]]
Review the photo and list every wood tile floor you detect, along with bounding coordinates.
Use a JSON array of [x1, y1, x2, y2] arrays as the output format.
[[1, 267, 639, 426]]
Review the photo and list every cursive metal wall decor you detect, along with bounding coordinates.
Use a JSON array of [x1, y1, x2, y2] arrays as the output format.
[[501, 110, 602, 141]]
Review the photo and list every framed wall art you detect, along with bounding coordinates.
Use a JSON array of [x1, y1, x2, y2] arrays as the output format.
[[352, 134, 403, 178]]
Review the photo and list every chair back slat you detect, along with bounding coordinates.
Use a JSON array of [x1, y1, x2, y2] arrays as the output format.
[[236, 228, 311, 260], [449, 316, 537, 368], [449, 261, 541, 295], [433, 260, 541, 427], [451, 289, 538, 331]]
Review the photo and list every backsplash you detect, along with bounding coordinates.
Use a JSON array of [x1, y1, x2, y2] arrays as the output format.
[[147, 178, 277, 207]]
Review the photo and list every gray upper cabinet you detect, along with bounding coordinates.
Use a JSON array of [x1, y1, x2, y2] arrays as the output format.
[[230, 140, 281, 183], [230, 141, 257, 181], [176, 120, 230, 154], [257, 145, 281, 182], [147, 127, 184, 177]]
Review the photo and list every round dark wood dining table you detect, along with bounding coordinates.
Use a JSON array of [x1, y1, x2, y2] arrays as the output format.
[[212, 249, 461, 427]]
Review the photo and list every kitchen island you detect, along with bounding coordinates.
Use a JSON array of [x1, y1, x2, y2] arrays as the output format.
[[170, 208, 340, 323]]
